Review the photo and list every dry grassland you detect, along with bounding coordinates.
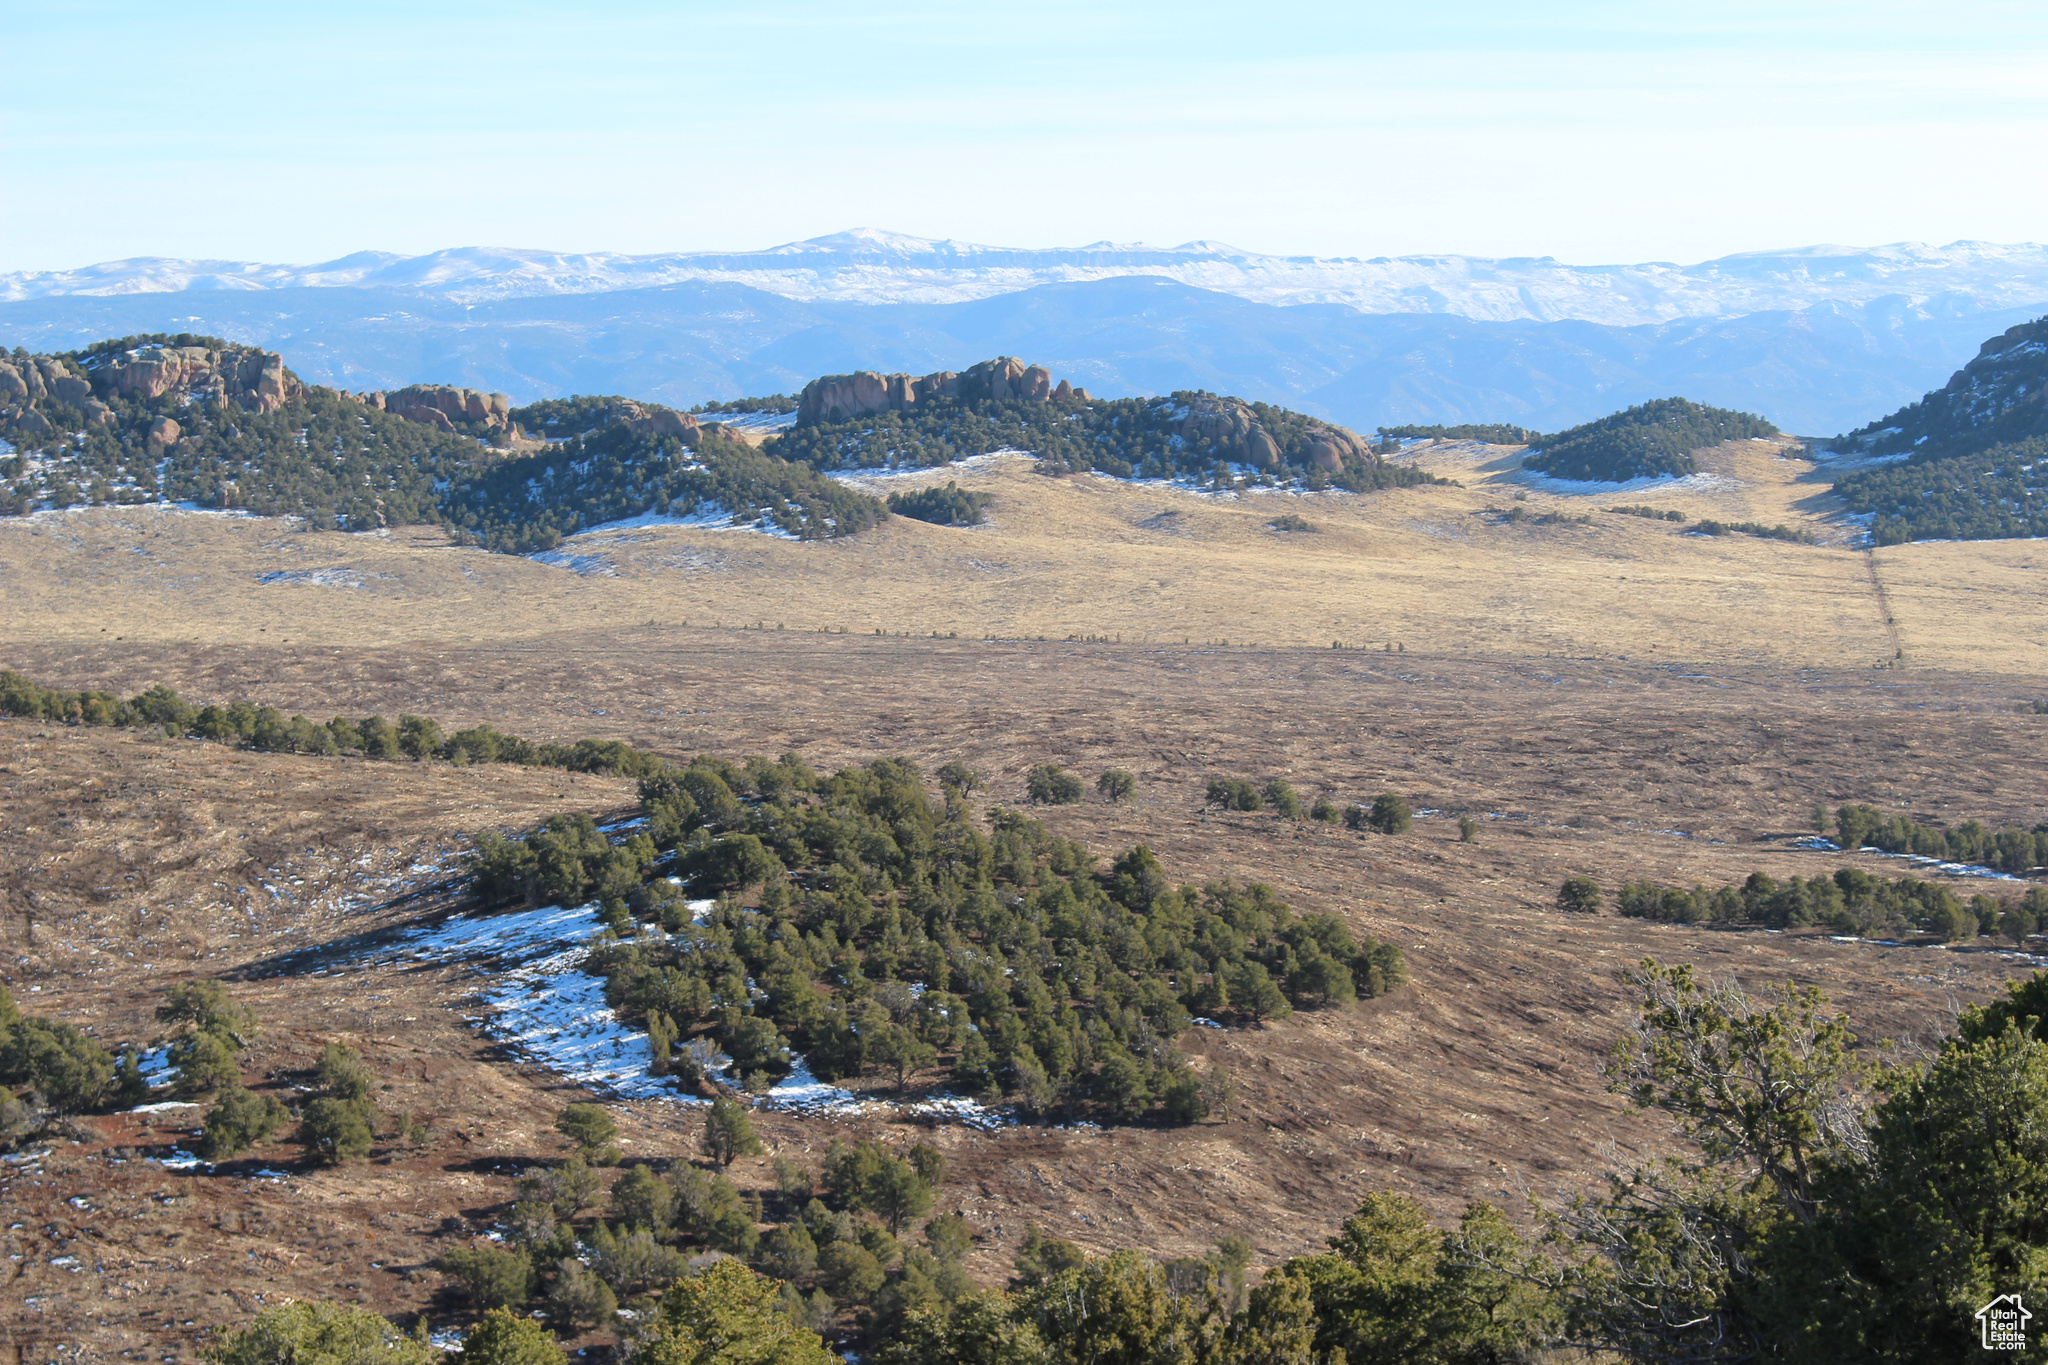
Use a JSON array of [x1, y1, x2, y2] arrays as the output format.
[[1, 439, 2042, 671], [2, 441, 2046, 1358]]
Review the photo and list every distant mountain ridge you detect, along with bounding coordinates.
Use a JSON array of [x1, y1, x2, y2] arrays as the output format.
[[3, 276, 2039, 438], [7, 229, 2048, 326]]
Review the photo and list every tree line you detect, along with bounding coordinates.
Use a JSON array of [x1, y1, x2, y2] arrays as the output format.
[[0, 670, 670, 779], [1826, 800, 2048, 873], [1375, 422, 1541, 445], [473, 753, 1404, 1125], [1578, 864, 2048, 942]]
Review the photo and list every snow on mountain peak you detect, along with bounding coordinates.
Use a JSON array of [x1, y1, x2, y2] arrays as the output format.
[[5, 232, 2048, 326]]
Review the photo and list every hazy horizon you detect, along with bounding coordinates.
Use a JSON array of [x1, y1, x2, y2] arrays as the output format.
[[7, 2, 2045, 272]]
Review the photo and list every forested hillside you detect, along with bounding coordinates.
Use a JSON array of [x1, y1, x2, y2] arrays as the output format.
[[1522, 397, 1778, 482], [1830, 316, 2048, 543], [452, 398, 885, 551], [770, 357, 1441, 493], [2, 339, 1448, 547], [0, 334, 493, 526]]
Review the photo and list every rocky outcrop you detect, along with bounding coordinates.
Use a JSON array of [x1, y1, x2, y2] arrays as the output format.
[[146, 416, 181, 447], [85, 344, 301, 414], [796, 355, 1093, 424], [1170, 394, 1373, 473], [361, 384, 513, 433]]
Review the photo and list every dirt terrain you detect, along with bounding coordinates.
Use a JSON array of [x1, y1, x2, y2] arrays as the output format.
[[3, 622, 2045, 1360]]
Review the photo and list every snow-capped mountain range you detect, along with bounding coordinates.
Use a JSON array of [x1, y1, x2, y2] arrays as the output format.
[[7, 229, 2048, 328]]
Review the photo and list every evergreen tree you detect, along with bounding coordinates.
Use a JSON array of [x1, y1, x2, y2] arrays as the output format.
[[701, 1095, 765, 1168]]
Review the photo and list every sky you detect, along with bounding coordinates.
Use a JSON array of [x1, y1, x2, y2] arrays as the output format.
[[4, 1, 2045, 271]]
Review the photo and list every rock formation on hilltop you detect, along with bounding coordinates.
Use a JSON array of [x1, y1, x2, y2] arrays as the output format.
[[356, 384, 513, 435], [0, 341, 299, 441], [794, 356, 1374, 477], [797, 357, 1091, 425], [1171, 393, 1372, 474]]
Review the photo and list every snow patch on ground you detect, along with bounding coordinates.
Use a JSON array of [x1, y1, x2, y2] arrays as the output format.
[[135, 1046, 177, 1088], [1786, 835, 2028, 882], [1509, 468, 1749, 497], [526, 549, 618, 577], [372, 899, 1016, 1126], [257, 568, 365, 588], [826, 451, 1032, 488], [576, 506, 746, 536], [703, 411, 799, 435]]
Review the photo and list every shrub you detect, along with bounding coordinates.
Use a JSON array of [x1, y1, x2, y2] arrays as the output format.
[[555, 1103, 619, 1163], [1025, 764, 1084, 805], [1557, 877, 1604, 914], [173, 1029, 242, 1098], [1367, 793, 1412, 834], [637, 1259, 836, 1364], [546, 1258, 617, 1332], [299, 1097, 373, 1165], [313, 1041, 372, 1106], [451, 1307, 564, 1365], [201, 1300, 439, 1365], [157, 980, 258, 1044], [199, 1086, 290, 1161], [1310, 797, 1339, 823], [1096, 768, 1136, 803], [1206, 778, 1262, 812], [433, 1245, 534, 1311], [1263, 780, 1303, 819], [1269, 513, 1319, 532], [1458, 815, 1478, 843], [0, 1017, 115, 1113]]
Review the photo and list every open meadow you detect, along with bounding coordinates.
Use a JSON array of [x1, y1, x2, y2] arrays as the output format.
[[2, 441, 2046, 1357]]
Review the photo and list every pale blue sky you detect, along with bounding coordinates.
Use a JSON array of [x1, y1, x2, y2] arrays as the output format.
[[4, 1, 2044, 270]]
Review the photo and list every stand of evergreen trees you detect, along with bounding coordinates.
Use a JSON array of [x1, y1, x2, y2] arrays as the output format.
[[1828, 801, 2048, 872], [0, 670, 670, 779], [885, 482, 993, 527], [445, 426, 884, 552], [1611, 865, 2047, 942], [1833, 434, 2048, 544], [766, 391, 1444, 494], [1522, 397, 1778, 482], [474, 754, 1404, 1127], [1375, 422, 1541, 445], [1, 335, 492, 529]]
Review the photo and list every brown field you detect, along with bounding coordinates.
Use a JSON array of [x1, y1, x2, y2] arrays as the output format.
[[3, 438, 2044, 672], [2, 443, 2046, 1359]]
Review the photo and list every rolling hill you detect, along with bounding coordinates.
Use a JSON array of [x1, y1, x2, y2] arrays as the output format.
[[1, 336, 1429, 551], [1830, 316, 2048, 543]]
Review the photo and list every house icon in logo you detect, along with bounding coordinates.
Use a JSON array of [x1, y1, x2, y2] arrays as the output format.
[[1977, 1294, 2031, 1349]]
